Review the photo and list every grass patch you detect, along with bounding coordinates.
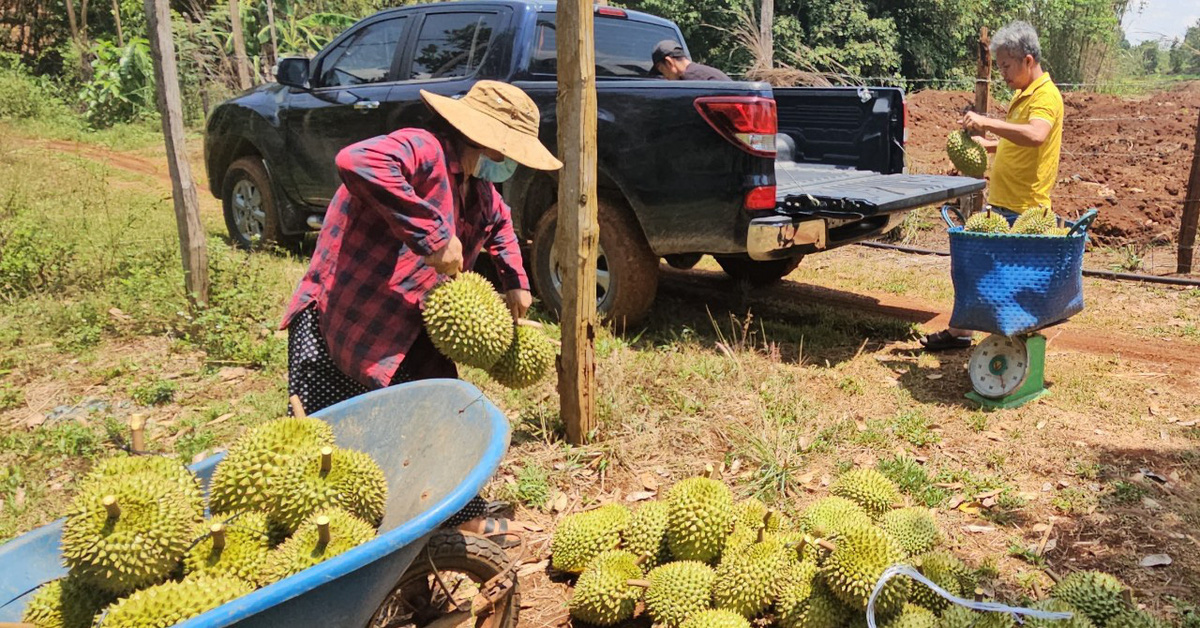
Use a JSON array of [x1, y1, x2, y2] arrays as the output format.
[[499, 462, 552, 510], [131, 378, 177, 406], [892, 409, 941, 447], [876, 455, 950, 507]]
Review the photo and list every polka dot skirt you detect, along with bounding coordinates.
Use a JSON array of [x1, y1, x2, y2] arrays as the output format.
[[286, 305, 487, 528]]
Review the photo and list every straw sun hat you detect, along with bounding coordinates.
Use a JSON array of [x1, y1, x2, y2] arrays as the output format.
[[421, 81, 563, 171]]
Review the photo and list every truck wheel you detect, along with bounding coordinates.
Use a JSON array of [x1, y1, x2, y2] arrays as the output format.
[[368, 530, 518, 628], [531, 199, 658, 327], [222, 156, 294, 250], [715, 255, 804, 287]]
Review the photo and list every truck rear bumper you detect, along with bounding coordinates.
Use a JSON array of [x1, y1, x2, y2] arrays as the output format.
[[747, 216, 826, 260]]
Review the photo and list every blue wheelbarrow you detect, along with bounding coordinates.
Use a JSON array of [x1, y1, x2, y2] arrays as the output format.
[[0, 379, 517, 628]]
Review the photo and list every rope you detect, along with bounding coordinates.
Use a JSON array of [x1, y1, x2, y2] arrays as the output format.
[[866, 565, 1074, 628]]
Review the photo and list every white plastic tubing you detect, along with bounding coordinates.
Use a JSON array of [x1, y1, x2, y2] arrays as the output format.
[[866, 565, 1075, 628]]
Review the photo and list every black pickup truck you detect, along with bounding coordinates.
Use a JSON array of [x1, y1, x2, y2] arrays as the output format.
[[204, 0, 983, 325]]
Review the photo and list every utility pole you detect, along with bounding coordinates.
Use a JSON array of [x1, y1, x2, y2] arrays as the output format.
[[145, 0, 210, 306], [555, 0, 598, 444]]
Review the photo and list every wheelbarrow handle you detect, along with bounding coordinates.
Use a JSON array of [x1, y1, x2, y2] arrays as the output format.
[[1067, 208, 1099, 236], [941, 204, 966, 228]]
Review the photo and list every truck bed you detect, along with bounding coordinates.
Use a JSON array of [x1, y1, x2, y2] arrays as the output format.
[[774, 162, 986, 217]]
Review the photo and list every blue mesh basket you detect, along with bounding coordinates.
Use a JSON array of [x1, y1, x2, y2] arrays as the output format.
[[942, 206, 1098, 336]]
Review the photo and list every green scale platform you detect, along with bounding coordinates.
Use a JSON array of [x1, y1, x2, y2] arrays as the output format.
[[966, 333, 1049, 409]]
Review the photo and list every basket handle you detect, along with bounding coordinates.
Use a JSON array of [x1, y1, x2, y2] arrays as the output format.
[[1067, 209, 1099, 236], [941, 204, 966, 228]]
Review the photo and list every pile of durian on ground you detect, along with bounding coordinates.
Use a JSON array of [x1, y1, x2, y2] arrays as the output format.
[[423, 271, 557, 389], [23, 416, 388, 628], [553, 471, 1169, 628], [963, 207, 1072, 236]]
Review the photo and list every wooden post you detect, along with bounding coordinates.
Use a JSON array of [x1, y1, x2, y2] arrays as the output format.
[[555, 0, 599, 445], [1179, 107, 1200, 274], [759, 0, 774, 70], [264, 0, 279, 74], [228, 0, 252, 89], [146, 0, 211, 306], [965, 27, 991, 217]]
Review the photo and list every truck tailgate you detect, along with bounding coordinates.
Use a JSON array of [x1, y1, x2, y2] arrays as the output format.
[[774, 162, 985, 216]]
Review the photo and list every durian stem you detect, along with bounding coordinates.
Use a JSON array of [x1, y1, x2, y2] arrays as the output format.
[[316, 516, 331, 547], [634, 553, 651, 567], [516, 318, 544, 329], [815, 539, 837, 553], [129, 413, 145, 453], [626, 579, 652, 589], [320, 446, 333, 474], [1121, 589, 1134, 608], [289, 395, 307, 418], [974, 588, 985, 602], [210, 523, 226, 550], [102, 495, 120, 520], [1044, 569, 1062, 585]]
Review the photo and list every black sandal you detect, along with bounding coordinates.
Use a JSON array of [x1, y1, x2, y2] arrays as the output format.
[[479, 518, 524, 549], [920, 330, 973, 352]]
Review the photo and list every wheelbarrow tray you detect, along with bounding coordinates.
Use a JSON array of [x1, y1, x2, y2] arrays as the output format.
[[0, 379, 510, 628]]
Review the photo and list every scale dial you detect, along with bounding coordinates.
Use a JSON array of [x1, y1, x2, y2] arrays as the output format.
[[969, 334, 1030, 399]]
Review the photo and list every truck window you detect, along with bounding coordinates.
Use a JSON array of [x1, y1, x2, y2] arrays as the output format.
[[530, 13, 681, 78], [317, 17, 408, 88], [410, 12, 500, 80]]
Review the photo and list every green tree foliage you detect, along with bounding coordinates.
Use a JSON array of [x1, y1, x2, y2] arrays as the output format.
[[78, 38, 155, 128], [1135, 41, 1160, 74], [1184, 19, 1200, 74]]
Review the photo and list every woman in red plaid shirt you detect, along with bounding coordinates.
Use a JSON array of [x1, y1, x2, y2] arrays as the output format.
[[280, 81, 562, 540]]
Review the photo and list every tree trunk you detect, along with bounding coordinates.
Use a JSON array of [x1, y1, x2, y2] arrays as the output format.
[[228, 0, 252, 89], [555, 0, 598, 445], [145, 0, 211, 306], [111, 0, 123, 46], [63, 0, 91, 79], [265, 0, 279, 74]]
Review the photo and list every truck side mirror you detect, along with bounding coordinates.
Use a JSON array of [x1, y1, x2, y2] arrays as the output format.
[[277, 57, 311, 89]]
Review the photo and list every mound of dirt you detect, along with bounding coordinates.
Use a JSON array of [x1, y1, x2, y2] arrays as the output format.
[[904, 84, 1200, 244]]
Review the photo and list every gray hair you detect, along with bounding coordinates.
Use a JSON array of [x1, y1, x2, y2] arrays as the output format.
[[990, 21, 1042, 63]]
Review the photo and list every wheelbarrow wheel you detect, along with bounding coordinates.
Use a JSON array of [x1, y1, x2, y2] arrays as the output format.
[[369, 530, 519, 628]]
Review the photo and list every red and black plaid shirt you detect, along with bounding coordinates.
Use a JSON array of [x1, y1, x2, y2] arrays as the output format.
[[281, 128, 529, 388]]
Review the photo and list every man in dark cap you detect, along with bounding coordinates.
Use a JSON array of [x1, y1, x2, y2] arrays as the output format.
[[650, 40, 731, 80]]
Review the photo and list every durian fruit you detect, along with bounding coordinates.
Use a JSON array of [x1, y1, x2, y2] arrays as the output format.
[[183, 511, 272, 586], [1023, 598, 1096, 628], [551, 503, 631, 573], [21, 575, 114, 628], [86, 455, 204, 515], [208, 416, 335, 515], [910, 551, 970, 613], [878, 508, 941, 557], [97, 575, 253, 628], [777, 582, 849, 628], [567, 550, 644, 626], [885, 603, 937, 628], [1011, 207, 1058, 235], [937, 606, 1016, 628], [269, 445, 387, 534], [261, 507, 377, 585], [642, 560, 716, 628], [711, 538, 788, 617], [622, 501, 671, 568], [422, 271, 515, 370], [1106, 609, 1170, 628], [822, 525, 910, 615], [487, 325, 556, 389], [775, 557, 818, 596], [964, 209, 1010, 234], [946, 130, 988, 177], [830, 469, 901, 519], [61, 473, 196, 595], [1050, 570, 1128, 625], [733, 498, 789, 533], [679, 608, 753, 628], [797, 497, 874, 538], [665, 477, 735, 563]]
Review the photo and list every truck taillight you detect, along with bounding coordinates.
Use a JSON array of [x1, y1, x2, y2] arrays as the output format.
[[902, 97, 909, 144], [744, 185, 776, 210], [595, 6, 627, 17], [694, 97, 777, 157]]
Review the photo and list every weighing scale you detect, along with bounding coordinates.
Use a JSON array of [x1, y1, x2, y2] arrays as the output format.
[[966, 333, 1049, 409]]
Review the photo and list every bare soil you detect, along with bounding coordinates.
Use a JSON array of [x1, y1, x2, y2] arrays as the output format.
[[904, 83, 1200, 245]]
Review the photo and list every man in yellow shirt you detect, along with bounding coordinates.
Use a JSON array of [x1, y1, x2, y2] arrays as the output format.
[[922, 20, 1064, 351]]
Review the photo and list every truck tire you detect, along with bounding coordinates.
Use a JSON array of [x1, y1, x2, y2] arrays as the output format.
[[222, 156, 295, 250], [368, 530, 519, 628], [530, 199, 658, 327], [715, 255, 804, 287]]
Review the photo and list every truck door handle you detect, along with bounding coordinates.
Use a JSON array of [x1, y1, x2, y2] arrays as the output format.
[[353, 100, 380, 111]]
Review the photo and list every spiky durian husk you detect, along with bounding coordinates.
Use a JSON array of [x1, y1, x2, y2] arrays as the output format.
[[86, 455, 204, 516], [964, 211, 1010, 234], [260, 507, 377, 585], [680, 609, 753, 628], [208, 417, 335, 515], [910, 550, 969, 613], [1011, 207, 1059, 235], [183, 511, 272, 586], [568, 550, 644, 626], [551, 503, 631, 573], [946, 130, 988, 177], [712, 539, 788, 617], [777, 582, 849, 628], [821, 525, 910, 615], [269, 446, 387, 534], [487, 324, 555, 389], [96, 575, 253, 628], [878, 507, 941, 556], [622, 500, 671, 568], [21, 575, 114, 628], [829, 469, 901, 519], [422, 271, 515, 369], [665, 477, 735, 563], [643, 561, 716, 628], [1050, 570, 1128, 625], [1023, 598, 1097, 628]]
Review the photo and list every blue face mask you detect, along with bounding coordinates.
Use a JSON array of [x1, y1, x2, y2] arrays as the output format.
[[473, 155, 519, 183]]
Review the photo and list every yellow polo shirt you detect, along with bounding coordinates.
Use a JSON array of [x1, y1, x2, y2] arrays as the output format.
[[988, 73, 1063, 212]]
